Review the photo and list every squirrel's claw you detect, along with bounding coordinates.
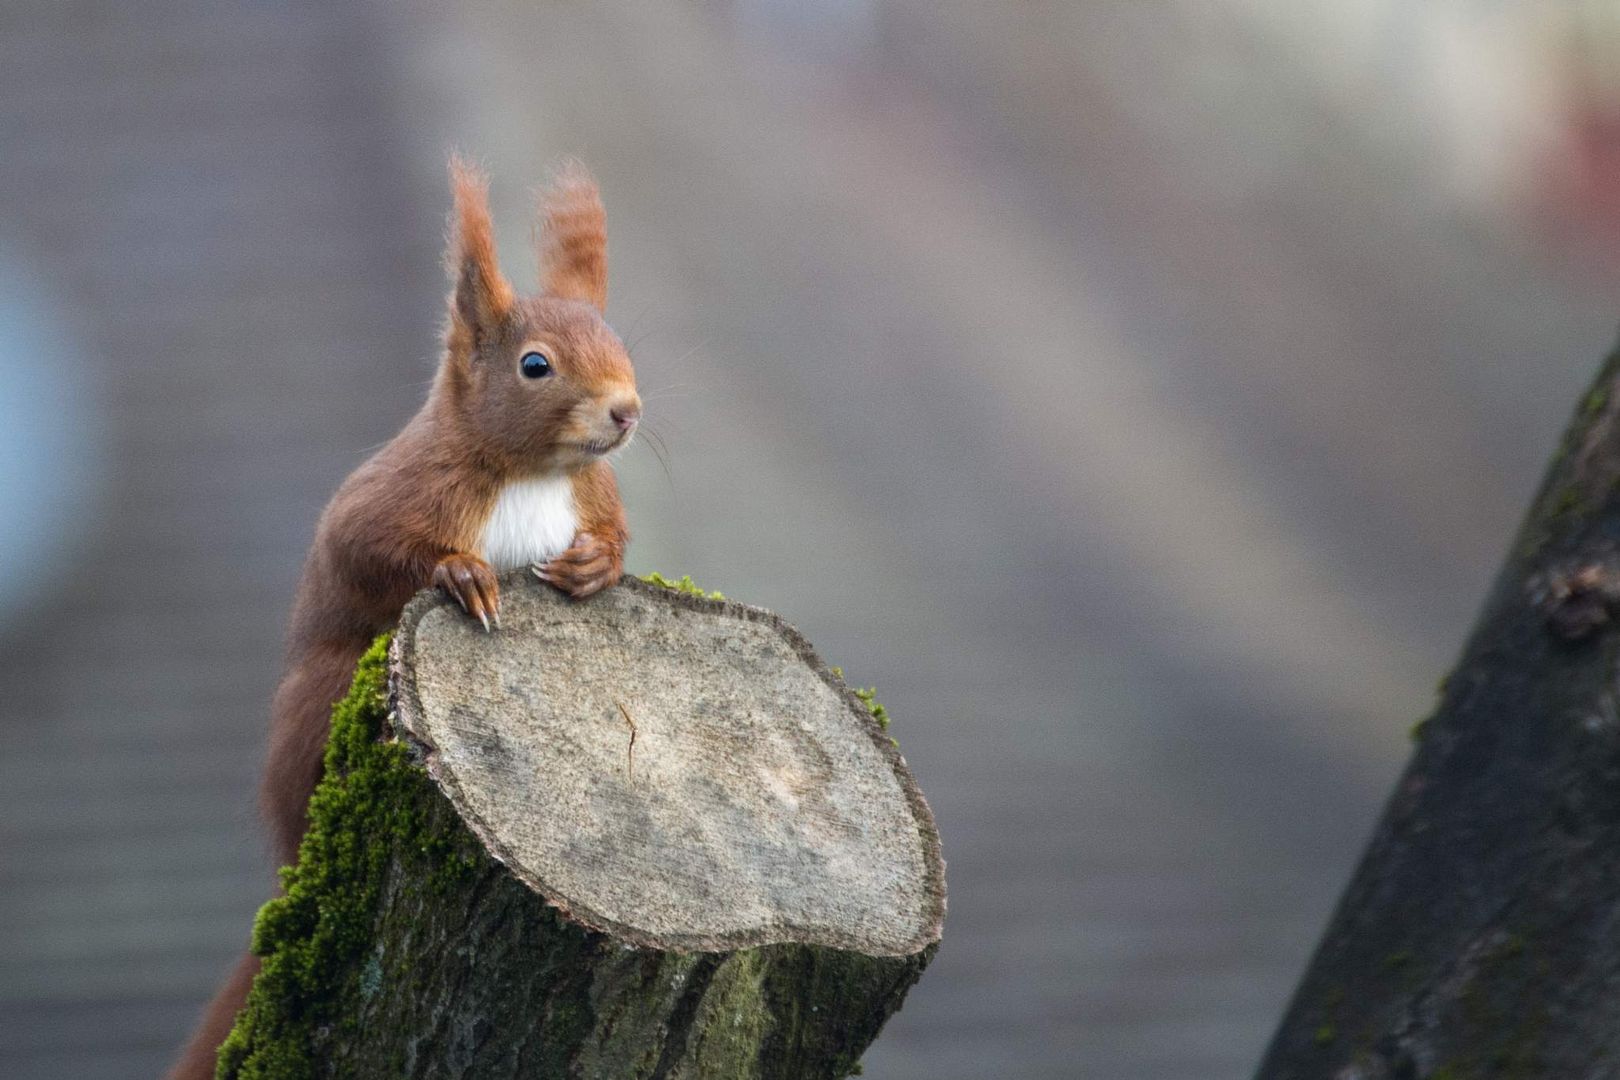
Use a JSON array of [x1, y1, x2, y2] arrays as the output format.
[[433, 552, 501, 632], [536, 533, 622, 600]]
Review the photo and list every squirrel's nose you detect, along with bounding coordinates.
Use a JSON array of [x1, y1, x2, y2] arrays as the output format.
[[610, 402, 641, 431]]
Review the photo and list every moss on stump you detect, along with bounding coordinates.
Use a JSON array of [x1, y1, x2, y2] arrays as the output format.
[[219, 574, 941, 1079]]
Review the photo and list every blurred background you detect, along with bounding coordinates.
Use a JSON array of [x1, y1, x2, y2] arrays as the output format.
[[4, 3, 1620, 1078]]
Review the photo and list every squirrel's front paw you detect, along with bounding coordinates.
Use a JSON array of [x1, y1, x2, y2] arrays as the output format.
[[535, 532, 622, 599], [433, 552, 500, 631]]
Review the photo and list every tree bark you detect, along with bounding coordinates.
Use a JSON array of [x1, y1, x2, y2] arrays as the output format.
[[1257, 338, 1620, 1079], [219, 575, 943, 1079]]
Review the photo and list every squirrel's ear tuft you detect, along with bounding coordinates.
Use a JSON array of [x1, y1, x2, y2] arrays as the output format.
[[534, 159, 608, 313], [446, 154, 515, 339]]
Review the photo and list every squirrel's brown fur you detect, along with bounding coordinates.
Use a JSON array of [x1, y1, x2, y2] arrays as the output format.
[[166, 156, 640, 1080]]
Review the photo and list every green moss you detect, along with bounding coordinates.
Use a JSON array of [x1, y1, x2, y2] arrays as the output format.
[[217, 634, 483, 1078], [1587, 386, 1609, 416], [1313, 1024, 1337, 1047], [684, 949, 774, 1074], [641, 570, 725, 601], [851, 686, 891, 731], [1383, 950, 1413, 970], [1410, 716, 1431, 744]]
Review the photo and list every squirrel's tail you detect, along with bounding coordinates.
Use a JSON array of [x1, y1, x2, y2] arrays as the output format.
[[166, 950, 260, 1080]]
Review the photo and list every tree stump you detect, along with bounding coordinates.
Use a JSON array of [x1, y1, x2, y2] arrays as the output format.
[[1257, 339, 1620, 1078], [218, 574, 944, 1079]]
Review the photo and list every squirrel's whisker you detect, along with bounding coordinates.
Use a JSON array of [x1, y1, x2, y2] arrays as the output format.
[[637, 423, 675, 489]]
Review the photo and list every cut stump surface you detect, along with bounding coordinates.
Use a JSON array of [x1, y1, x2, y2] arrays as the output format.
[[390, 573, 945, 956]]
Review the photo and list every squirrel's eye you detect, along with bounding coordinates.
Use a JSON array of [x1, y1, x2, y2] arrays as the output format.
[[519, 351, 552, 379]]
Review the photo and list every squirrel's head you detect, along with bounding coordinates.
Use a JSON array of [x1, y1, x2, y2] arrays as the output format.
[[436, 155, 640, 475]]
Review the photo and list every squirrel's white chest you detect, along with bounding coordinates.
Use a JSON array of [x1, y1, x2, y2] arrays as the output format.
[[477, 475, 579, 571]]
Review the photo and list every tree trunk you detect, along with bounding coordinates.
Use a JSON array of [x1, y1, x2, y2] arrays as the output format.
[[219, 575, 944, 1079], [1257, 338, 1620, 1079]]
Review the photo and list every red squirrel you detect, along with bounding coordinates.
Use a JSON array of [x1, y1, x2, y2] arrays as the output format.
[[167, 157, 641, 1080]]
